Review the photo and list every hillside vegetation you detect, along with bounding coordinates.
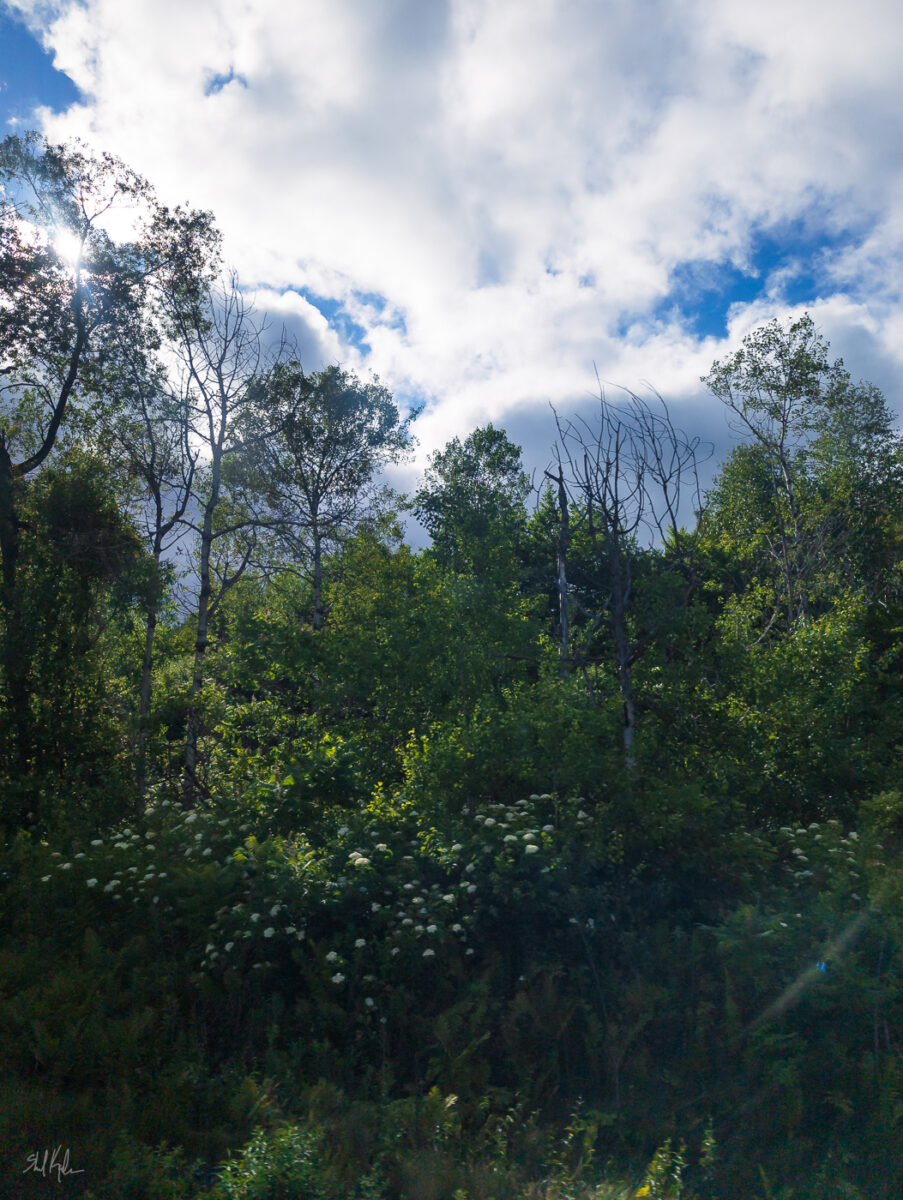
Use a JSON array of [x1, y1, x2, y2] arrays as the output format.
[[2, 132, 903, 1200]]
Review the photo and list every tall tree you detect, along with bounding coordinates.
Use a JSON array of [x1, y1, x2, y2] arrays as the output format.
[[92, 328, 198, 784], [702, 313, 902, 627], [413, 424, 531, 579], [250, 362, 416, 630], [0, 132, 215, 786], [550, 388, 706, 764], [165, 274, 293, 794]]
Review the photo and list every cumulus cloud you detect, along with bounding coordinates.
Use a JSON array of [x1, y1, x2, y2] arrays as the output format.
[[8, 0, 903, 478]]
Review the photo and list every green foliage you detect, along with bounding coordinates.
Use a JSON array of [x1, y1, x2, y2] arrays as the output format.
[[413, 424, 531, 578], [0, 451, 156, 835], [212, 1125, 335, 1200]]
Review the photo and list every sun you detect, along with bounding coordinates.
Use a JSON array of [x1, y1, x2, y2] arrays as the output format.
[[53, 229, 83, 268]]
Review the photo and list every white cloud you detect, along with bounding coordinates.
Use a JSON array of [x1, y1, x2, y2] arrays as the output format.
[[10, 0, 903, 475]]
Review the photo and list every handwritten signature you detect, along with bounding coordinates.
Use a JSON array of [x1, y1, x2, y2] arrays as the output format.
[[23, 1147, 83, 1182]]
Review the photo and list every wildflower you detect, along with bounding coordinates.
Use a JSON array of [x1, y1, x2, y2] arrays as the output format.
[[326, 951, 339, 962], [202, 848, 212, 856], [451, 843, 463, 852], [263, 927, 275, 938], [60, 862, 72, 870], [205, 943, 215, 953], [504, 835, 517, 843], [484, 818, 496, 828], [103, 880, 119, 892], [442, 894, 455, 903], [402, 918, 414, 926], [542, 825, 554, 832], [464, 863, 476, 874], [355, 938, 366, 948], [467, 884, 477, 894], [185, 813, 197, 824], [338, 826, 349, 836], [90, 839, 103, 846], [465, 948, 475, 956], [525, 844, 539, 854], [391, 947, 400, 955], [422, 949, 435, 958], [40, 875, 51, 882], [523, 833, 536, 842], [270, 904, 281, 916], [426, 924, 437, 933], [285, 925, 297, 934], [86, 878, 98, 887], [371, 902, 382, 912], [353, 857, 371, 867], [331, 972, 345, 983], [225, 942, 234, 951], [375, 843, 388, 852], [365, 997, 375, 1008], [848, 831, 859, 841], [250, 912, 260, 922]]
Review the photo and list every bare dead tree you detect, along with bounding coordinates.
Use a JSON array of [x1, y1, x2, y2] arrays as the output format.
[[544, 454, 570, 675], [550, 381, 708, 766]]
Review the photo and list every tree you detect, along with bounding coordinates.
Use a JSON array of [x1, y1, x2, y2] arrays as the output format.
[[251, 362, 417, 630], [0, 131, 215, 788], [413, 424, 531, 578], [1, 450, 154, 834], [550, 387, 707, 764], [91, 329, 198, 784], [164, 273, 281, 794], [701, 313, 902, 628]]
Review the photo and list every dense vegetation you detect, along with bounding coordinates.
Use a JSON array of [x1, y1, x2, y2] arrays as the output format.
[[2, 133, 902, 1200]]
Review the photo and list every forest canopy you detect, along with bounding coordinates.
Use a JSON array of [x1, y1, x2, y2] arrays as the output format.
[[2, 132, 903, 1200]]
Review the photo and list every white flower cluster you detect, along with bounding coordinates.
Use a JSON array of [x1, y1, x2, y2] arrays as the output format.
[[777, 819, 863, 889]]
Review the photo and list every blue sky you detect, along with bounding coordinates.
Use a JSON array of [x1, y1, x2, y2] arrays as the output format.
[[0, 7, 80, 122], [2, 0, 902, 491]]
